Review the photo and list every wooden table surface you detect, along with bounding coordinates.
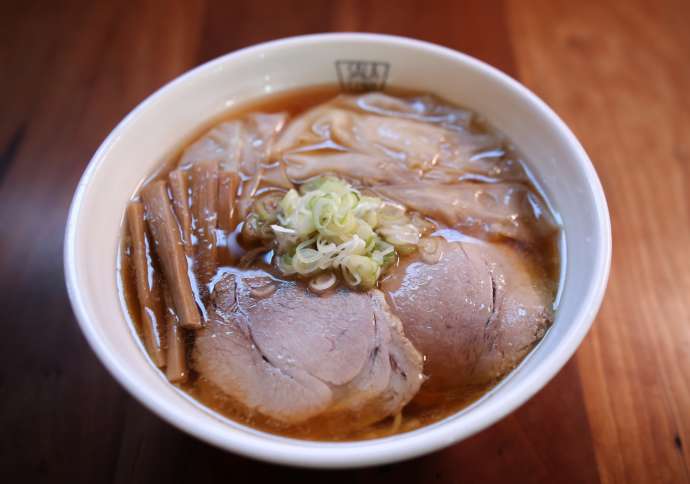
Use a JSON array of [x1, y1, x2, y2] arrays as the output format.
[[2, 0, 689, 482]]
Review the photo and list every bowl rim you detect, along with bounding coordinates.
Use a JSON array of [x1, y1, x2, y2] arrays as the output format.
[[64, 32, 612, 468]]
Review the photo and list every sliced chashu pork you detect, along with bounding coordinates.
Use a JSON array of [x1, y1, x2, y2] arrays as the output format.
[[381, 237, 553, 390], [193, 270, 424, 425]]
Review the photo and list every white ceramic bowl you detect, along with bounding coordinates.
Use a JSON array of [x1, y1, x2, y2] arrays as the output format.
[[64, 33, 611, 468]]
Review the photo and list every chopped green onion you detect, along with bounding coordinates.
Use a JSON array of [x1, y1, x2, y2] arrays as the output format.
[[261, 176, 422, 289]]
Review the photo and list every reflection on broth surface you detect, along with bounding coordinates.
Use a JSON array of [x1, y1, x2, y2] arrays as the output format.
[[119, 85, 561, 441]]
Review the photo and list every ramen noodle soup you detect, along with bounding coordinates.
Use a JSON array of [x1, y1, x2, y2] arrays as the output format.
[[119, 86, 561, 440]]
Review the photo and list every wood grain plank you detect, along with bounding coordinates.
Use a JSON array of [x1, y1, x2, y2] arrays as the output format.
[[197, 0, 333, 63], [332, 0, 517, 73], [0, 1, 205, 481], [0, 124, 26, 185], [507, 1, 690, 483]]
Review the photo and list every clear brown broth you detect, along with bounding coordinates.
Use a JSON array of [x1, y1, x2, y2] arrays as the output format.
[[119, 85, 561, 441]]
